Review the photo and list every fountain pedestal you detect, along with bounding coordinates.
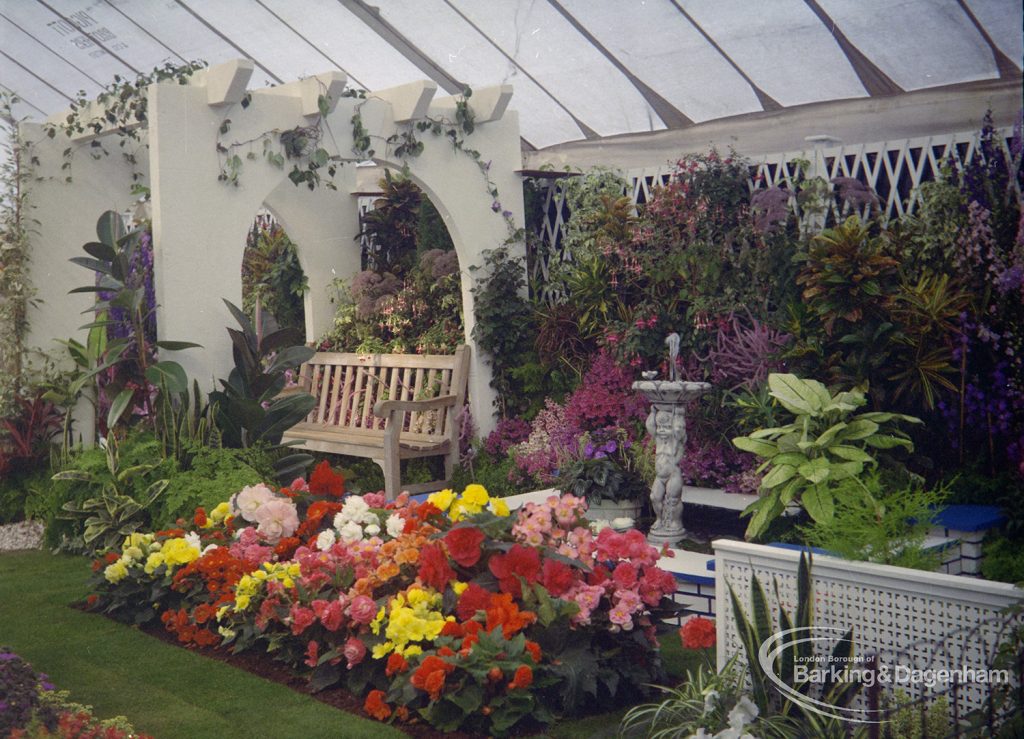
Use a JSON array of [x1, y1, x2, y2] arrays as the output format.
[[633, 334, 711, 546]]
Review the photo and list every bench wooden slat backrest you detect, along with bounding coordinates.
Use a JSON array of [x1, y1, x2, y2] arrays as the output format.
[[296, 346, 470, 439]]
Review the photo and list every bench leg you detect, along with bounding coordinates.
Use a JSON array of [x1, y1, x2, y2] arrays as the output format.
[[377, 456, 401, 501]]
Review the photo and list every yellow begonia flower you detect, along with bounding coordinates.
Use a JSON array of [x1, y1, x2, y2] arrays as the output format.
[[162, 538, 200, 568], [403, 645, 423, 658], [210, 502, 232, 523], [144, 552, 165, 575], [104, 560, 128, 584], [462, 484, 489, 507], [488, 498, 511, 517], [372, 641, 394, 659], [123, 545, 143, 561], [427, 488, 456, 512], [452, 581, 469, 596], [218, 626, 236, 639]]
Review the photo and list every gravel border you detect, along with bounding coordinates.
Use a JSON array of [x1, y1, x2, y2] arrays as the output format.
[[0, 520, 45, 551]]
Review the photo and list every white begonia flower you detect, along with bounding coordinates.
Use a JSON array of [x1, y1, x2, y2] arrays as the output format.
[[385, 514, 405, 538], [611, 516, 634, 530], [364, 523, 381, 537], [338, 521, 364, 543], [726, 696, 759, 729], [316, 529, 337, 551], [232, 483, 275, 522], [184, 531, 202, 551], [339, 496, 370, 523], [589, 519, 611, 533], [201, 543, 219, 556], [332, 511, 347, 531]]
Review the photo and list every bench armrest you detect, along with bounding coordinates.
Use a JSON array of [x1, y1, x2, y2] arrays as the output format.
[[373, 394, 458, 418]]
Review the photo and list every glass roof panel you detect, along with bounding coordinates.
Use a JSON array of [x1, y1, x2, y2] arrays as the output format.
[[257, 0, 428, 91], [0, 13, 99, 99], [153, 0, 354, 85], [370, 0, 587, 148], [0, 56, 69, 115], [448, 0, 664, 137], [108, 1, 281, 88], [678, 0, 868, 106], [817, 0, 998, 90], [559, 0, 763, 122], [44, 0, 186, 75], [964, 0, 1024, 70], [0, 1, 136, 91]]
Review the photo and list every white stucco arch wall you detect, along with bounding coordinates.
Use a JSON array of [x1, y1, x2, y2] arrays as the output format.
[[21, 121, 146, 444], [147, 66, 525, 435]]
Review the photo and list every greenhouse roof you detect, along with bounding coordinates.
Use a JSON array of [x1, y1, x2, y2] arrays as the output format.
[[0, 0, 1021, 154]]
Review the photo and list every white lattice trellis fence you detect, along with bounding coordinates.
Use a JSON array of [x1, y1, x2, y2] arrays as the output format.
[[528, 126, 1017, 300], [714, 539, 1022, 721]]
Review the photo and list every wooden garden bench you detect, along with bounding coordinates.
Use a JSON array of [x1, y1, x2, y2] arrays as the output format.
[[281, 346, 471, 500]]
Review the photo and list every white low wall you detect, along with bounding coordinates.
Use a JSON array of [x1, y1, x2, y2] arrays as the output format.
[[714, 539, 1022, 719]]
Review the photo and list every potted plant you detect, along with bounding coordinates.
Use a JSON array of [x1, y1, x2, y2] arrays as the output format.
[[557, 434, 647, 523]]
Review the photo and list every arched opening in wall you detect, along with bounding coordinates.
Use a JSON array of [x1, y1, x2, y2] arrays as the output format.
[[241, 211, 307, 336], [320, 170, 463, 355]]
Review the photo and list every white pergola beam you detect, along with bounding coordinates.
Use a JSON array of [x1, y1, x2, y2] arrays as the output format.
[[202, 59, 255, 106], [374, 80, 438, 123], [432, 84, 513, 124]]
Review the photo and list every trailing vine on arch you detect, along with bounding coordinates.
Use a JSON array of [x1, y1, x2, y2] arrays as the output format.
[[43, 61, 205, 185]]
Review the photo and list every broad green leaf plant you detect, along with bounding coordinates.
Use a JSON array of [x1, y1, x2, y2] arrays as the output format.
[[733, 373, 921, 540]]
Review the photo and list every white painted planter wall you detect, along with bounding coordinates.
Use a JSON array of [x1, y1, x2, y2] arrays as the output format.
[[714, 539, 1022, 719]]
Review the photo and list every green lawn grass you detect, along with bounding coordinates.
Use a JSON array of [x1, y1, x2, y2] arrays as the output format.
[[0, 550, 704, 738]]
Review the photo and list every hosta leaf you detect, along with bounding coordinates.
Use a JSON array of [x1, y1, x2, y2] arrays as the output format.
[[772, 452, 810, 468], [732, 437, 777, 457], [762, 464, 796, 489], [802, 486, 834, 523], [828, 445, 874, 463], [797, 457, 830, 484], [768, 373, 820, 415], [814, 422, 848, 447], [777, 432, 803, 453], [744, 493, 784, 541], [858, 411, 923, 425], [828, 461, 864, 481], [837, 419, 878, 441], [863, 434, 913, 450], [749, 424, 795, 439]]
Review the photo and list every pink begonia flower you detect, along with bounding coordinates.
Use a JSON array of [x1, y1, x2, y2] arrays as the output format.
[[612, 562, 639, 589], [290, 477, 310, 492], [305, 640, 319, 668], [614, 589, 642, 612], [344, 637, 367, 669], [609, 603, 634, 629], [231, 483, 276, 522], [349, 594, 377, 624], [254, 498, 299, 543], [319, 599, 345, 632], [290, 604, 316, 635]]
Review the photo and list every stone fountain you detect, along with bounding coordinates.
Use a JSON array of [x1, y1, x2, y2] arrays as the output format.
[[632, 334, 711, 546]]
